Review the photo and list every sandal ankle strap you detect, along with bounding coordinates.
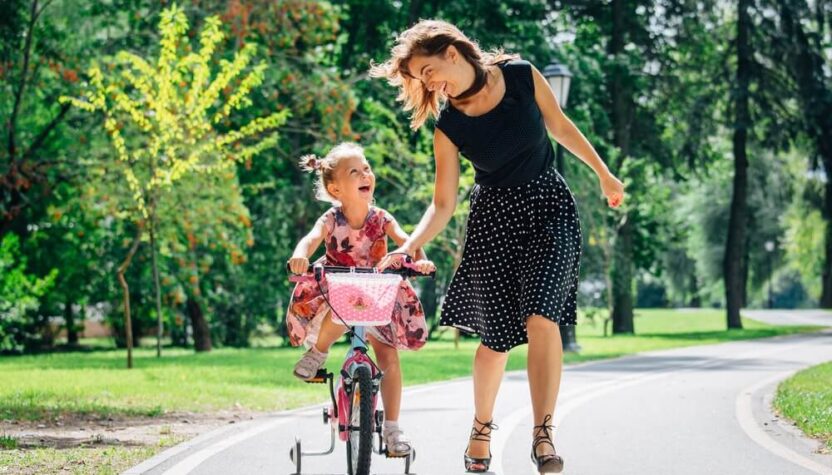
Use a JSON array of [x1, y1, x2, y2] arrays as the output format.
[[469, 417, 498, 442]]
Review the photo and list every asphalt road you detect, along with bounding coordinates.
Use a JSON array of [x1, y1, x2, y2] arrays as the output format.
[[126, 310, 832, 475]]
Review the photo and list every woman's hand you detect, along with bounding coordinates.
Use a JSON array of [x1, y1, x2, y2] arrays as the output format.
[[377, 246, 414, 271], [600, 172, 625, 208], [413, 259, 436, 274], [287, 256, 310, 275]]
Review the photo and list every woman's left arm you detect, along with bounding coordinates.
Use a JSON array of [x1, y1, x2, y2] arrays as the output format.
[[531, 65, 624, 208], [385, 220, 428, 261]]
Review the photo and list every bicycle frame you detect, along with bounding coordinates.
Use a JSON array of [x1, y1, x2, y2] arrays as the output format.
[[336, 327, 383, 441]]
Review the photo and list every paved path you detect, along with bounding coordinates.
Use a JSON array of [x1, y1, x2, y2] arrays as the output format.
[[127, 310, 832, 475]]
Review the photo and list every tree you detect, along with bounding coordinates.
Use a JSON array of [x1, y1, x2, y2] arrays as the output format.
[[62, 3, 287, 367], [1, 0, 82, 238], [773, 0, 832, 307]]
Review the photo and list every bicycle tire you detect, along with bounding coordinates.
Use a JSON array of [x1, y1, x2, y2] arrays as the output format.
[[346, 365, 373, 475]]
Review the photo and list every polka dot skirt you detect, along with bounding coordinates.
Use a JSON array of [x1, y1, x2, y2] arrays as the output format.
[[439, 167, 582, 352]]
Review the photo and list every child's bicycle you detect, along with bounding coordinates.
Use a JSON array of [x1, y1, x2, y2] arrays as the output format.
[[287, 259, 434, 475]]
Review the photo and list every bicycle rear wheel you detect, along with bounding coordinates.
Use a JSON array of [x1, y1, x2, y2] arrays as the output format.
[[346, 365, 373, 475]]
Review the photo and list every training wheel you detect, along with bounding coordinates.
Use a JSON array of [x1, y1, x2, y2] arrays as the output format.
[[289, 437, 302, 474], [404, 447, 416, 473]]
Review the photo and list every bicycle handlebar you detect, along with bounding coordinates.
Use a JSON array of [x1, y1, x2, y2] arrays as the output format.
[[286, 262, 436, 280]]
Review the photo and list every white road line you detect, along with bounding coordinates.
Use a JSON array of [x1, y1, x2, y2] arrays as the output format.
[[735, 372, 832, 475], [159, 417, 295, 475]]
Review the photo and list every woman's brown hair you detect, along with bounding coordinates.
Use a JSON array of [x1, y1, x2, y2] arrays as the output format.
[[370, 19, 518, 130]]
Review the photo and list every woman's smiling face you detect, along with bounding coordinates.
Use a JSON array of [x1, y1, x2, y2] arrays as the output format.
[[407, 46, 471, 98], [327, 155, 375, 204]]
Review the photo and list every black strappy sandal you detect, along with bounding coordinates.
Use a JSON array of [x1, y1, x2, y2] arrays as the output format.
[[464, 417, 498, 473], [531, 415, 564, 473]]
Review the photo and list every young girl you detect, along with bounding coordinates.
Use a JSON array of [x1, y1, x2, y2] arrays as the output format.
[[286, 142, 433, 456]]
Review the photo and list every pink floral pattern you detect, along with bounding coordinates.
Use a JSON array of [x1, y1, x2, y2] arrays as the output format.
[[286, 207, 427, 350]]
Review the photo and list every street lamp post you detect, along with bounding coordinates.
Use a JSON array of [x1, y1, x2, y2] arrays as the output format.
[[542, 63, 572, 173], [765, 240, 775, 309], [543, 62, 580, 353]]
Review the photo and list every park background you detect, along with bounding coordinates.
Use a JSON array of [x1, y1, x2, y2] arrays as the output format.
[[1, 0, 831, 473]]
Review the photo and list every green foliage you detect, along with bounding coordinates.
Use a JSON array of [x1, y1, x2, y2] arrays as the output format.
[[0, 234, 56, 353], [2, 0, 829, 353]]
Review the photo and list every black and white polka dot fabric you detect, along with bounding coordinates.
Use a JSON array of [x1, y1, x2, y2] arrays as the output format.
[[435, 59, 582, 352], [440, 168, 582, 352]]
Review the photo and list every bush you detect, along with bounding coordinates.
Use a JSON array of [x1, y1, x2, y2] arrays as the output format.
[[0, 234, 57, 353]]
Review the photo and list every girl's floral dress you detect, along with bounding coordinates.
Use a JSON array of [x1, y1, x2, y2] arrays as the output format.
[[286, 206, 427, 351]]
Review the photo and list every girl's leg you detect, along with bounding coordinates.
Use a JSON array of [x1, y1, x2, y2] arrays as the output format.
[[313, 311, 347, 353], [294, 312, 346, 380], [368, 335, 402, 420], [368, 335, 412, 455], [526, 315, 563, 458], [467, 343, 509, 459]]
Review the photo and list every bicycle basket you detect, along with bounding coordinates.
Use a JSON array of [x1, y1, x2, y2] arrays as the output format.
[[325, 272, 401, 326]]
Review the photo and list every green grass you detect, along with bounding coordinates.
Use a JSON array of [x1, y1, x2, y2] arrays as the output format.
[[0, 309, 821, 422], [0, 444, 166, 475], [773, 361, 832, 450], [0, 436, 17, 450]]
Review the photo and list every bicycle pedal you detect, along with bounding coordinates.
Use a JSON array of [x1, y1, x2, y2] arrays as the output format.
[[303, 368, 329, 384], [385, 450, 412, 459]]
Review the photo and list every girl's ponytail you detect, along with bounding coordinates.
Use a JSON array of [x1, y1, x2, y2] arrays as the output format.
[[299, 154, 320, 173]]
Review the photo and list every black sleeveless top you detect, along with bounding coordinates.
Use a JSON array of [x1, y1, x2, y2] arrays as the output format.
[[434, 60, 555, 187]]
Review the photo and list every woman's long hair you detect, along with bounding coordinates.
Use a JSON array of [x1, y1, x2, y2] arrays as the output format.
[[370, 20, 518, 130]]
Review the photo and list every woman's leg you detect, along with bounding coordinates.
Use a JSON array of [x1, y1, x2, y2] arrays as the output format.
[[526, 315, 563, 458], [467, 343, 509, 458], [368, 335, 402, 420]]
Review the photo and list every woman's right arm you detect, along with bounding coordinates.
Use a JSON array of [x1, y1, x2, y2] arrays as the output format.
[[380, 128, 460, 267]]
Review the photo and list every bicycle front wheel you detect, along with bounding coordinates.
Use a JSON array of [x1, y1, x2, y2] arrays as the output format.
[[346, 365, 373, 475]]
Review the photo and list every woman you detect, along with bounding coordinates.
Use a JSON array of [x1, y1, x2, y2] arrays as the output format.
[[371, 20, 624, 473]]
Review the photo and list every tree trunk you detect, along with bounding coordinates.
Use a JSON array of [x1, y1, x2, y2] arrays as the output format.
[[609, 0, 635, 334], [117, 228, 143, 368], [688, 271, 701, 307], [611, 216, 635, 333], [187, 295, 212, 352], [724, 0, 751, 330], [64, 300, 78, 346], [149, 214, 164, 357]]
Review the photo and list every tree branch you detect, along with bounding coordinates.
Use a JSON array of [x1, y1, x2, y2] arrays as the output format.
[[8, 0, 40, 162], [23, 103, 71, 161]]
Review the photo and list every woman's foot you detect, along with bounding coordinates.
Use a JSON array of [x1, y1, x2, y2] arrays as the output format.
[[531, 415, 564, 473], [464, 417, 498, 473], [382, 422, 412, 457], [292, 346, 328, 380]]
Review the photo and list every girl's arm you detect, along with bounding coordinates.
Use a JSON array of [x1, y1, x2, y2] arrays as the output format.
[[530, 65, 624, 208], [379, 128, 460, 268], [287, 217, 327, 274]]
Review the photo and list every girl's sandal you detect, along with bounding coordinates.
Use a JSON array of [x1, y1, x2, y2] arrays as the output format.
[[382, 426, 412, 457]]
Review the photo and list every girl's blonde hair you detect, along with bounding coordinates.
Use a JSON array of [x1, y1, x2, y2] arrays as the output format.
[[369, 19, 518, 130], [299, 142, 365, 205]]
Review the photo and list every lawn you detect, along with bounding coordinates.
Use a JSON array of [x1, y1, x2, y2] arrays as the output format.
[[773, 361, 832, 450], [0, 444, 169, 475], [0, 308, 821, 422]]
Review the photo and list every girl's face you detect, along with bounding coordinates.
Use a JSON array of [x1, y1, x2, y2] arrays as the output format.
[[327, 155, 375, 205], [407, 46, 472, 98]]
